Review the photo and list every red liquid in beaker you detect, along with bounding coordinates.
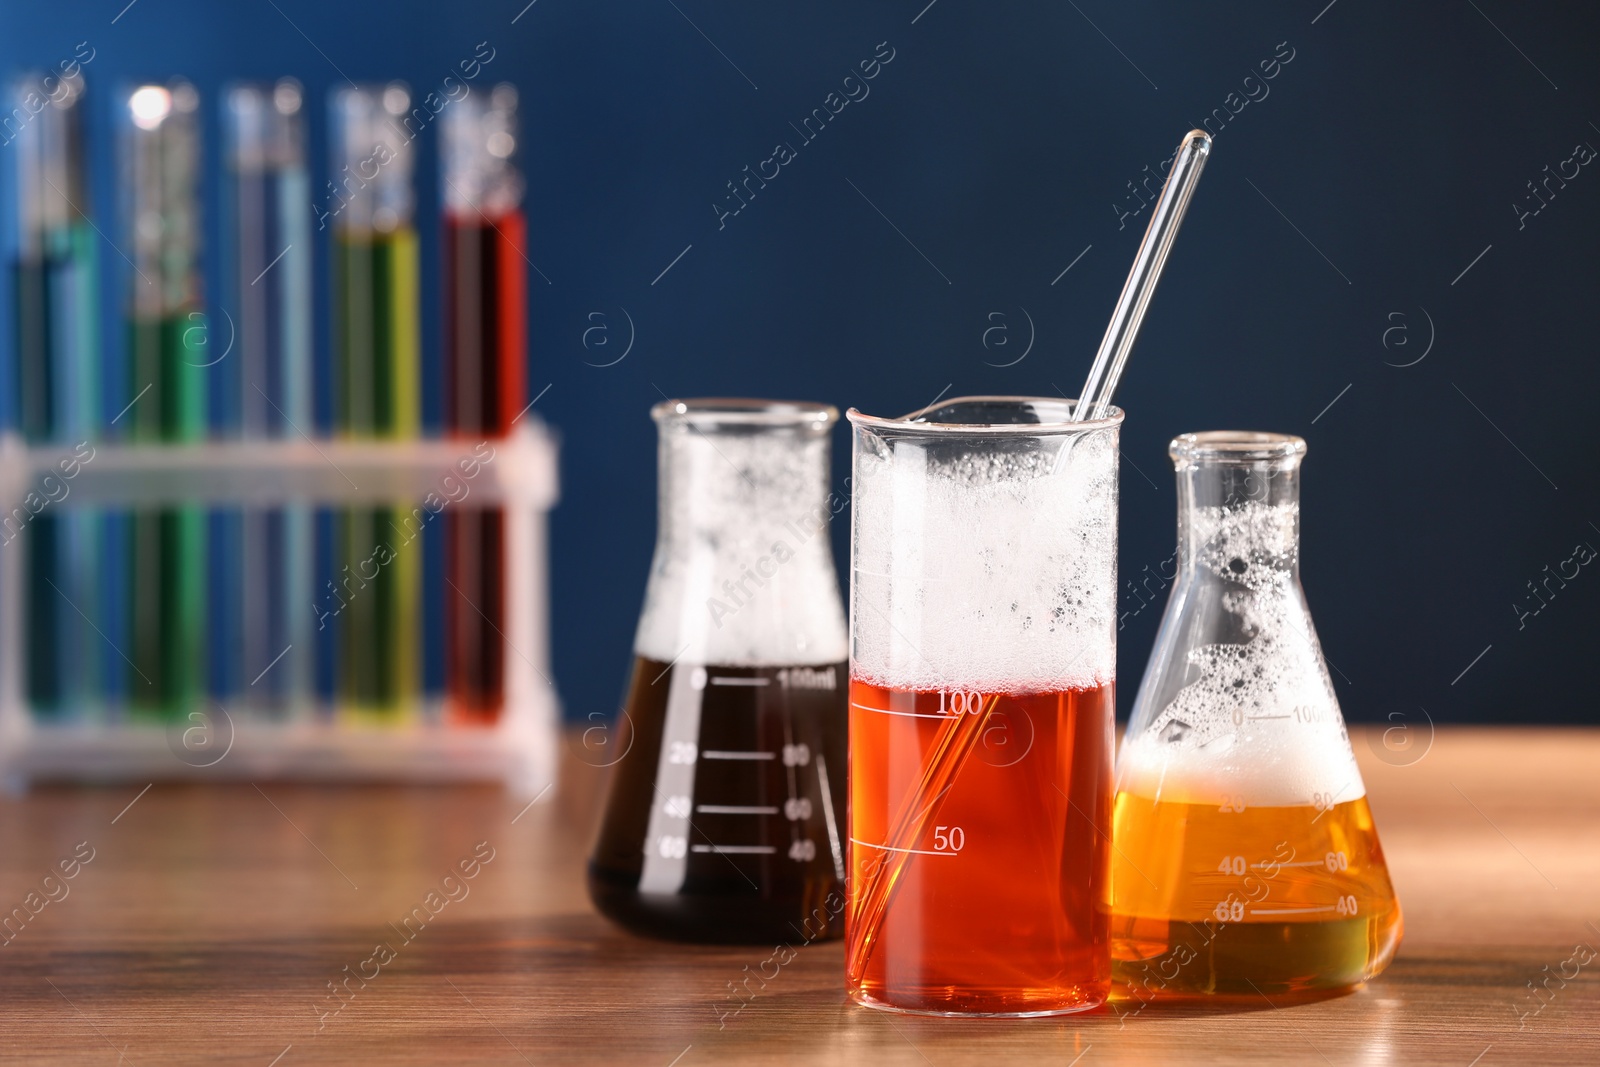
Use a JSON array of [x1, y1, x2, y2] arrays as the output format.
[[846, 678, 1114, 1015]]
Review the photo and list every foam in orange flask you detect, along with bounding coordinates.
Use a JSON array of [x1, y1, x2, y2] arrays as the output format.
[[1111, 432, 1401, 999]]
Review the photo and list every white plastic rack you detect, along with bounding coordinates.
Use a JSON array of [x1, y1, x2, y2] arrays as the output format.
[[0, 425, 560, 796]]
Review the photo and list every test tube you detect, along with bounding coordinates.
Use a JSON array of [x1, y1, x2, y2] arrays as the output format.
[[328, 83, 421, 723], [122, 80, 207, 721], [440, 84, 526, 724], [226, 79, 313, 718], [9, 71, 100, 720]]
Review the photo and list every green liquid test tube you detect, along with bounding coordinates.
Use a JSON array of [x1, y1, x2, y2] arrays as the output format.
[[330, 83, 421, 724], [122, 82, 206, 722]]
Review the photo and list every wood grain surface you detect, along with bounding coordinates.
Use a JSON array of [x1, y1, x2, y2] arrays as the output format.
[[0, 726, 1596, 1065]]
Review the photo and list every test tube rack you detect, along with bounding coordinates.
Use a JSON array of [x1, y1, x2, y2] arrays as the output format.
[[0, 425, 561, 796]]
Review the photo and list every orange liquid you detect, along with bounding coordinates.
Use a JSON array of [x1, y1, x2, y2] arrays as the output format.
[[1109, 792, 1402, 998], [847, 679, 1113, 1015]]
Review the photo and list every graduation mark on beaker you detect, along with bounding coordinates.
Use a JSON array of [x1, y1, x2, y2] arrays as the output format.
[[849, 836, 964, 857], [693, 844, 777, 855], [849, 700, 948, 720]]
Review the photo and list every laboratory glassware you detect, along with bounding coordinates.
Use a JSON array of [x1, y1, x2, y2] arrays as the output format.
[[846, 397, 1121, 1015], [329, 83, 421, 722], [589, 400, 850, 943], [1110, 432, 1402, 997], [226, 79, 314, 717], [9, 71, 99, 719], [440, 83, 526, 724], [123, 81, 206, 721]]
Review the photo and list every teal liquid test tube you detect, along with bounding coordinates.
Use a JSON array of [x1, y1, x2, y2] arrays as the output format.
[[121, 81, 206, 722], [226, 79, 314, 719], [8, 71, 101, 722]]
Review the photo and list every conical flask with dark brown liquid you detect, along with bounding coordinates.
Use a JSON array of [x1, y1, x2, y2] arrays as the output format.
[[588, 399, 850, 943], [1110, 432, 1402, 998]]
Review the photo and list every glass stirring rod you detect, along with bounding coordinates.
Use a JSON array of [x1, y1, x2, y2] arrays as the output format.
[[1072, 129, 1211, 422]]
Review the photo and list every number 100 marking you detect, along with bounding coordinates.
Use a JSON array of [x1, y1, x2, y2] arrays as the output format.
[[938, 690, 983, 715]]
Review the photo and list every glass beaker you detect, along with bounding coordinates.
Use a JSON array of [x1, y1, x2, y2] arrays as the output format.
[[845, 397, 1122, 1016], [1110, 432, 1402, 999], [588, 399, 851, 943]]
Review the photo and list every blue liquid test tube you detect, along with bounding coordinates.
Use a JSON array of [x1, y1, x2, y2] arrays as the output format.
[[226, 79, 314, 719]]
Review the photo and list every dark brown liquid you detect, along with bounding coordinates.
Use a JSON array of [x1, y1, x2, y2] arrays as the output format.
[[441, 213, 525, 724], [444, 507, 504, 722], [589, 656, 849, 943]]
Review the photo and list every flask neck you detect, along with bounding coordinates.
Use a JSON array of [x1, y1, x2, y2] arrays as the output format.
[[1171, 437, 1305, 583], [655, 421, 835, 547], [637, 400, 848, 667]]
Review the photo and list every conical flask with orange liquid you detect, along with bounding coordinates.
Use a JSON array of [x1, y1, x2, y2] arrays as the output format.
[[1110, 432, 1402, 998]]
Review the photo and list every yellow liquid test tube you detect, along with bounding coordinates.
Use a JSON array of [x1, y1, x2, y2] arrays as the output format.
[[329, 84, 421, 725]]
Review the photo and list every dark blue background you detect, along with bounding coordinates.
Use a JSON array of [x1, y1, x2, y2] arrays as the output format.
[[4, 1, 1596, 725]]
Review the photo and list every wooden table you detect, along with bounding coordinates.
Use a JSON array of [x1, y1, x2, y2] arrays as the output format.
[[2, 727, 1596, 1065]]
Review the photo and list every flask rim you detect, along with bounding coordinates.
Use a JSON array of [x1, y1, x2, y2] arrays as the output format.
[[1170, 431, 1306, 465], [651, 397, 838, 429], [848, 395, 1123, 436]]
